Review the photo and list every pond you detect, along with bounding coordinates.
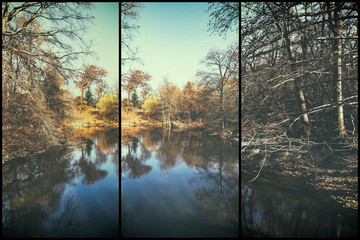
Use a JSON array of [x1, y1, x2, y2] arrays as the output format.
[[241, 164, 358, 237], [121, 127, 239, 238], [2, 127, 119, 238]]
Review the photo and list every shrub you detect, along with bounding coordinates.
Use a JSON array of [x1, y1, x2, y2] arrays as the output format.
[[142, 95, 160, 118], [96, 93, 118, 120]]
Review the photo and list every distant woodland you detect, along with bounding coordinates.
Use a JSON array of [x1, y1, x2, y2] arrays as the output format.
[[241, 2, 358, 145]]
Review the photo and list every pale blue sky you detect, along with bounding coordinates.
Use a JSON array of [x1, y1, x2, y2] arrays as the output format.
[[122, 2, 239, 91], [87, 2, 119, 88], [65, 2, 119, 96]]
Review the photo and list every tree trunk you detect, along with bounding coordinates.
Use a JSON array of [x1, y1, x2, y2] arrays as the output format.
[[161, 104, 166, 124], [332, 3, 347, 139], [284, 20, 311, 138], [219, 79, 225, 131]]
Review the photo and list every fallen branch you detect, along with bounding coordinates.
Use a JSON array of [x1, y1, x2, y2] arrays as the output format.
[[248, 139, 267, 182], [248, 153, 267, 183]]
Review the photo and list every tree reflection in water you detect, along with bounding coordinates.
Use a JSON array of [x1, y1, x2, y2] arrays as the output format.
[[72, 139, 107, 185], [241, 170, 358, 238], [121, 128, 153, 179], [2, 127, 119, 238], [121, 127, 239, 237], [2, 150, 74, 237], [72, 128, 120, 185], [189, 140, 239, 232], [45, 194, 94, 238]]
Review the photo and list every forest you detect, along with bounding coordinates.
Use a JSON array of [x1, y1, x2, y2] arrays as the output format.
[[241, 2, 358, 143], [2, 2, 119, 163], [241, 2, 358, 212], [121, 2, 240, 141]]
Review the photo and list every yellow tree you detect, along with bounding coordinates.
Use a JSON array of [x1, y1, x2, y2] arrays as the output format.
[[97, 93, 117, 120], [142, 95, 160, 118]]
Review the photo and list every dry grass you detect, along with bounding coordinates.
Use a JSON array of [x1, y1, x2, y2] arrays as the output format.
[[71, 106, 97, 125], [121, 108, 143, 126]]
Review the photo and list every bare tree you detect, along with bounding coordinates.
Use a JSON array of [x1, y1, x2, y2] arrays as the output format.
[[198, 43, 239, 131], [121, 2, 143, 65], [2, 2, 94, 84], [2, 2, 95, 154], [327, 2, 348, 139], [158, 77, 181, 127], [241, 2, 358, 145], [279, 3, 311, 138], [206, 2, 239, 39]]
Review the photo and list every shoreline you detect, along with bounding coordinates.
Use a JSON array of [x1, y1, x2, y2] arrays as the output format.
[[2, 122, 119, 164], [121, 120, 239, 142], [70, 120, 119, 129]]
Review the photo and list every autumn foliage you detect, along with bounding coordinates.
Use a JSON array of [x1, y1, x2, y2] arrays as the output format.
[[77, 65, 108, 99], [97, 93, 119, 121], [122, 69, 152, 100], [2, 3, 120, 163], [142, 96, 160, 118], [121, 46, 239, 132]]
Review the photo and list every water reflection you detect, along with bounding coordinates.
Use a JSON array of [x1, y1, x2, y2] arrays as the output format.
[[190, 141, 239, 229], [121, 127, 239, 237], [121, 144, 152, 179], [2, 128, 119, 238], [241, 170, 358, 238]]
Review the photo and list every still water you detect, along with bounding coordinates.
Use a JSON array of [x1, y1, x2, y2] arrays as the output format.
[[241, 168, 358, 237], [2, 127, 119, 238], [121, 127, 239, 237]]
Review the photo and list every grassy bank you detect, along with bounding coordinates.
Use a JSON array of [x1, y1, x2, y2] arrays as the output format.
[[70, 106, 119, 128]]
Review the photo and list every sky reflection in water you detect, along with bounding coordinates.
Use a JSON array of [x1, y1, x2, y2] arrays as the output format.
[[121, 127, 239, 238]]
